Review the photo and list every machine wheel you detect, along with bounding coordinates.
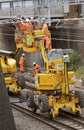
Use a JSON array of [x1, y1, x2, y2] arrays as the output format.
[[18, 75, 25, 89], [75, 90, 84, 108], [38, 94, 49, 113], [27, 91, 35, 108]]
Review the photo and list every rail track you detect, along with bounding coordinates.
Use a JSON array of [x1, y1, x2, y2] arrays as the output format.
[[11, 101, 84, 130], [56, 110, 84, 130]]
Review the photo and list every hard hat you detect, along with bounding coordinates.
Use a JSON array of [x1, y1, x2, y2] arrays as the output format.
[[26, 18, 29, 22], [22, 53, 25, 56], [30, 17, 33, 20], [33, 62, 36, 65], [42, 18, 46, 21]]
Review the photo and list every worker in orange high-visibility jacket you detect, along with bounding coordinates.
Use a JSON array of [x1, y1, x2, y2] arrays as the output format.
[[19, 21, 29, 31], [45, 34, 51, 50], [19, 53, 26, 73], [41, 18, 48, 35], [33, 62, 41, 75]]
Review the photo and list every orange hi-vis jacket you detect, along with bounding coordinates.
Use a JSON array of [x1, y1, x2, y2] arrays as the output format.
[[33, 64, 41, 74], [42, 23, 48, 35], [19, 56, 25, 72], [19, 21, 29, 31], [45, 35, 51, 50]]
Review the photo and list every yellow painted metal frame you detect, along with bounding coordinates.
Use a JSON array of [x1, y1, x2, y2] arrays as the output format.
[[48, 94, 82, 117], [0, 55, 21, 94], [5, 77, 21, 94]]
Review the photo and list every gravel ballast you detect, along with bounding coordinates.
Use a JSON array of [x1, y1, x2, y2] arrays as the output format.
[[12, 109, 54, 130]]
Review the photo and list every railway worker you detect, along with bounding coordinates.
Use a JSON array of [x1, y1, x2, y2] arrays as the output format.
[[19, 53, 26, 73], [33, 62, 41, 74], [41, 18, 48, 35], [26, 35, 32, 47], [42, 33, 51, 51], [45, 33, 51, 51]]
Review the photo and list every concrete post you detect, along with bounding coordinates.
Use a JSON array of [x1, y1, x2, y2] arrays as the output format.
[[0, 2, 1, 10], [48, 0, 51, 26], [10, 2, 13, 16]]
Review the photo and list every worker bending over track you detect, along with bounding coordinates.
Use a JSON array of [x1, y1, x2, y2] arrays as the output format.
[[33, 62, 41, 74]]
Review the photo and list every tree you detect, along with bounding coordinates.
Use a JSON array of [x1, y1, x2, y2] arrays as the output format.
[[68, 51, 81, 71]]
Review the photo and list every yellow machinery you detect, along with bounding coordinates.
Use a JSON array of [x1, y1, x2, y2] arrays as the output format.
[[14, 20, 83, 117], [0, 50, 25, 94]]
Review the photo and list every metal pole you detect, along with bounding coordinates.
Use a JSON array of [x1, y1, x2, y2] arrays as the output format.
[[48, 0, 51, 26], [67, 31, 70, 49], [37, 0, 42, 24], [10, 2, 13, 17], [0, 2, 1, 10]]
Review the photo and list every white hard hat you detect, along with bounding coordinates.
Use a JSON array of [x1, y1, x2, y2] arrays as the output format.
[[33, 62, 36, 65], [42, 18, 46, 21], [30, 17, 33, 20], [26, 18, 29, 22], [22, 53, 25, 56]]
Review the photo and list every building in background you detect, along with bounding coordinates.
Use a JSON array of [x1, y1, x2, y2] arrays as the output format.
[[0, 0, 84, 25]]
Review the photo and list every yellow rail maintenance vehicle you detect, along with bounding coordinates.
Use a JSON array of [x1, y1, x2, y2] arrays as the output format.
[[0, 50, 25, 94], [14, 19, 84, 118]]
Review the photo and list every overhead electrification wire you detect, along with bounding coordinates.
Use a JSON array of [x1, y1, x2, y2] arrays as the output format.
[[51, 37, 84, 43], [0, 33, 14, 36], [0, 32, 84, 43], [51, 32, 84, 38], [0, 29, 83, 38], [50, 25, 84, 30], [0, 21, 84, 42]]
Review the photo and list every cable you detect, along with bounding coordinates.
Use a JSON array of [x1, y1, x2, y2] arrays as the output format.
[[0, 33, 14, 36], [51, 37, 84, 43], [50, 25, 84, 30], [51, 31, 84, 37], [0, 32, 84, 43], [1, 28, 84, 38]]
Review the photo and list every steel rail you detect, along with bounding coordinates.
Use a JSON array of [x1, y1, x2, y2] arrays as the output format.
[[11, 103, 84, 130], [11, 104, 60, 130]]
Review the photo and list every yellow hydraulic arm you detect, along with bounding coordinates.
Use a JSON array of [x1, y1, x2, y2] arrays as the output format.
[[39, 40, 49, 71]]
